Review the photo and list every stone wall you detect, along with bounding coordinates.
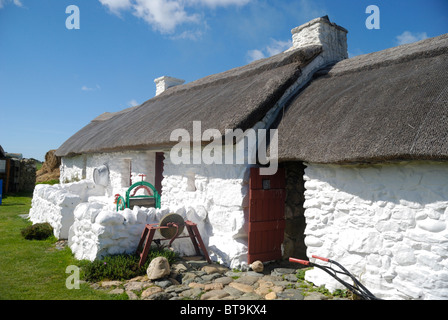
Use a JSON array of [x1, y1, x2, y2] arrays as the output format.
[[29, 180, 106, 239], [302, 161, 448, 300], [68, 203, 209, 261], [18, 159, 36, 192], [60, 150, 157, 198], [282, 162, 307, 260], [161, 148, 251, 269]]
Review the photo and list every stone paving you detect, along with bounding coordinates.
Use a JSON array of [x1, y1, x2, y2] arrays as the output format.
[[88, 257, 351, 301]]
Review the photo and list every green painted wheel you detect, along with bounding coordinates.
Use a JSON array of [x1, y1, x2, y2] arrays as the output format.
[[116, 196, 126, 211]]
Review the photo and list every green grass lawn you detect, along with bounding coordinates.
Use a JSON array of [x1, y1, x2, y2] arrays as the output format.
[[0, 193, 118, 300]]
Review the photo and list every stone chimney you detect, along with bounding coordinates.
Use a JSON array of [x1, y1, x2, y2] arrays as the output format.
[[290, 16, 348, 64], [154, 76, 185, 96]]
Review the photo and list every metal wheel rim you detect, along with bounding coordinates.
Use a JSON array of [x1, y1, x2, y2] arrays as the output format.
[[159, 213, 185, 239]]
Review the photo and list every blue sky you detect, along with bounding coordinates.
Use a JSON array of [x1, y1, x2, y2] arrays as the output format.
[[0, 0, 447, 161]]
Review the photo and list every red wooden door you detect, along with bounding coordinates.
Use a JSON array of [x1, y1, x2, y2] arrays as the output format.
[[248, 167, 286, 264]]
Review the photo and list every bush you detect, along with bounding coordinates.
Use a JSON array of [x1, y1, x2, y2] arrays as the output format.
[[21, 223, 54, 240], [78, 248, 178, 282]]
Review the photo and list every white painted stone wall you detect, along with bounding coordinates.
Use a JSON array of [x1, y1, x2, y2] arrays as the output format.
[[68, 203, 210, 261], [303, 161, 448, 300], [60, 150, 156, 197], [161, 149, 251, 268], [29, 181, 106, 239]]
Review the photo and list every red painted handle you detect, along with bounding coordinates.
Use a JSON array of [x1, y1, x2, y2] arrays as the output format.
[[289, 257, 310, 266], [312, 255, 329, 262]]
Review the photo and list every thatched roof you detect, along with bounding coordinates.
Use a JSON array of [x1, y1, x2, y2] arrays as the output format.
[[275, 34, 448, 164], [56, 45, 322, 157]]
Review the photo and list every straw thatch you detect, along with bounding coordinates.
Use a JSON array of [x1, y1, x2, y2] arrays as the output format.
[[275, 34, 448, 164], [56, 45, 322, 157]]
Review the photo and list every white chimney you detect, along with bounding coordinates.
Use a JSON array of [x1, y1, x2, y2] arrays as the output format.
[[154, 76, 185, 96], [290, 16, 348, 64]]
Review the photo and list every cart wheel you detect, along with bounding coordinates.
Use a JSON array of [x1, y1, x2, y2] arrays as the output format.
[[159, 213, 185, 239]]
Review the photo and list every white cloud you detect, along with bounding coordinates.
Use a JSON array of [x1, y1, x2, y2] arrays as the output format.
[[82, 84, 101, 91], [187, 0, 251, 8], [396, 31, 428, 45], [0, 0, 23, 9], [99, 0, 132, 14], [128, 99, 139, 107], [247, 38, 292, 62], [265, 39, 292, 56], [247, 49, 266, 62], [98, 0, 252, 35], [133, 0, 199, 34]]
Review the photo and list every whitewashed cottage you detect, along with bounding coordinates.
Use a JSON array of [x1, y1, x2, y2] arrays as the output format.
[[29, 16, 448, 300]]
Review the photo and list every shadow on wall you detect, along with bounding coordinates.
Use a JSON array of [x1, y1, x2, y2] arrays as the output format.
[[305, 161, 448, 207]]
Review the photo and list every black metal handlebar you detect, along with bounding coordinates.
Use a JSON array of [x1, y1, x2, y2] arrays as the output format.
[[289, 255, 381, 300]]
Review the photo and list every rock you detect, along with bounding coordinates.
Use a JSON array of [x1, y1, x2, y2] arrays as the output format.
[[147, 257, 171, 280], [165, 285, 190, 294], [168, 277, 180, 286], [101, 281, 122, 288], [214, 276, 233, 285], [146, 292, 172, 300], [179, 287, 203, 299], [228, 282, 254, 293], [235, 275, 259, 286], [171, 262, 189, 273], [128, 275, 148, 282], [201, 265, 229, 275], [250, 260, 264, 273], [126, 290, 139, 300], [265, 292, 277, 300], [224, 286, 244, 298], [271, 268, 297, 276], [200, 289, 230, 300], [124, 281, 150, 292], [254, 286, 270, 296], [108, 288, 124, 295], [155, 279, 173, 289], [188, 282, 205, 289], [255, 279, 284, 296], [303, 291, 330, 300], [204, 283, 224, 291], [237, 292, 262, 300], [283, 274, 298, 282], [201, 273, 222, 282], [277, 288, 305, 300], [181, 272, 200, 284], [141, 286, 163, 299]]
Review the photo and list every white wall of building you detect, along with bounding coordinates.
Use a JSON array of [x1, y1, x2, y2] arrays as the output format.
[[303, 161, 448, 300], [161, 149, 251, 268], [60, 150, 156, 197]]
